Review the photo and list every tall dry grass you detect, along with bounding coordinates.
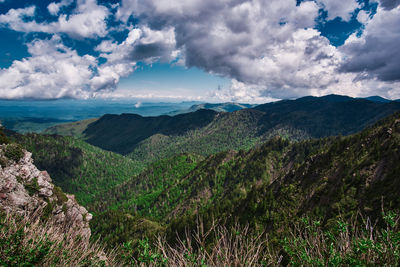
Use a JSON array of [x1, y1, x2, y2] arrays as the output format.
[[126, 212, 400, 266], [0, 212, 120, 266]]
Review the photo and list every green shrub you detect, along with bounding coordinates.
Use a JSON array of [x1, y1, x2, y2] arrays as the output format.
[[41, 201, 54, 221], [52, 185, 68, 205], [4, 144, 24, 162], [0, 130, 9, 145], [24, 177, 40, 196]]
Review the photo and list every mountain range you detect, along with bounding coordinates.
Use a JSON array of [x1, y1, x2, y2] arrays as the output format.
[[2, 95, 400, 265], [45, 95, 400, 159]]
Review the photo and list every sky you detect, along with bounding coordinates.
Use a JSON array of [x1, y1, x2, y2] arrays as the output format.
[[0, 0, 399, 103]]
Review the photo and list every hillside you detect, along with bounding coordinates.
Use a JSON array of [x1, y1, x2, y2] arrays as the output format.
[[88, 112, 400, 256], [167, 112, 400, 240], [3, 112, 400, 265], [43, 118, 98, 137], [43, 95, 400, 161], [0, 131, 122, 266], [128, 109, 267, 164], [83, 109, 217, 155], [9, 133, 143, 207], [254, 95, 400, 137]]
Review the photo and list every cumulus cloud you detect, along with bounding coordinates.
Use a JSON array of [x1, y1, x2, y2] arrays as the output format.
[[0, 23, 181, 99], [340, 5, 400, 82], [115, 0, 354, 100], [0, 0, 109, 38], [91, 26, 178, 92], [0, 36, 97, 99], [1, 0, 399, 101], [316, 0, 360, 21], [47, 0, 73, 16], [378, 0, 400, 10], [112, 0, 400, 101]]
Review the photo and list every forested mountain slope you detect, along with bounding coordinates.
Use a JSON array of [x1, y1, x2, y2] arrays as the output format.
[[89, 112, 400, 251], [45, 95, 400, 161], [83, 109, 217, 155], [9, 133, 142, 207], [168, 112, 400, 241]]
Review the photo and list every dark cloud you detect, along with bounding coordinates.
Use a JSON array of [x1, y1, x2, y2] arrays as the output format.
[[379, 0, 400, 10], [340, 7, 400, 82], [131, 42, 172, 61]]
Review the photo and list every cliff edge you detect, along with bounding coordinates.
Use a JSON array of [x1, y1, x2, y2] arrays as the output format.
[[0, 143, 92, 242]]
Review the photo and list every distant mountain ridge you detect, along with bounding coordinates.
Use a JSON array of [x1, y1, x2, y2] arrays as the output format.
[[363, 96, 391, 103], [83, 109, 217, 155], [42, 95, 400, 160], [166, 102, 255, 115]]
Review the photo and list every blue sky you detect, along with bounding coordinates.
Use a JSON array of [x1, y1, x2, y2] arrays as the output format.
[[0, 0, 399, 102]]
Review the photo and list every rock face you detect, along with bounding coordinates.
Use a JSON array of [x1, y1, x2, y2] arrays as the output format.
[[0, 144, 92, 242]]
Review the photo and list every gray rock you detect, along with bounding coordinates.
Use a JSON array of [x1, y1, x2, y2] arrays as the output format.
[[0, 145, 92, 243]]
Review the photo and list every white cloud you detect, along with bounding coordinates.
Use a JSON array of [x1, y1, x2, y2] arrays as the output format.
[[340, 5, 400, 83], [113, 0, 400, 102], [0, 36, 97, 99], [0, 24, 181, 99], [316, 0, 360, 21], [47, 0, 73, 16], [0, 0, 110, 38], [1, 0, 399, 101]]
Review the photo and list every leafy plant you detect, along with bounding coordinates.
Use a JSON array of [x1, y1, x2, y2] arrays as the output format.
[[4, 143, 24, 162]]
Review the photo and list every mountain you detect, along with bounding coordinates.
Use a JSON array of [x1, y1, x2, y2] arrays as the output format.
[[4, 109, 400, 265], [166, 102, 255, 115], [83, 109, 217, 155], [43, 118, 97, 137], [127, 109, 268, 164], [364, 96, 391, 102], [90, 112, 400, 247], [9, 133, 143, 207], [253, 94, 400, 138], [166, 111, 400, 239], [46, 95, 400, 159]]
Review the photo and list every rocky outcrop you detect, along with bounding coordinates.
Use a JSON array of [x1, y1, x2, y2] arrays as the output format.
[[0, 144, 92, 242]]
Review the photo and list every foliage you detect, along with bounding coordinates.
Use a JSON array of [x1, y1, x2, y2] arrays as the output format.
[[92, 154, 202, 218], [11, 133, 143, 208], [84, 109, 217, 155], [24, 177, 40, 196], [119, 213, 400, 266], [52, 185, 68, 205], [0, 213, 118, 266], [281, 212, 400, 266], [4, 143, 24, 162], [0, 128, 9, 145], [90, 210, 164, 249]]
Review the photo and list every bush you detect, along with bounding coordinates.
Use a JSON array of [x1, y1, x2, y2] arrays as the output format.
[[24, 177, 40, 196], [0, 129, 9, 145], [4, 144, 24, 162], [53, 185, 68, 205]]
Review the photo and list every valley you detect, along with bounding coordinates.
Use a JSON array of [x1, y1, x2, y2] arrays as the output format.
[[2, 95, 400, 265]]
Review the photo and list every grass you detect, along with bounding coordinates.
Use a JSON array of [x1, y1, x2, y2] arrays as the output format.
[[120, 212, 400, 266], [0, 212, 119, 266]]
